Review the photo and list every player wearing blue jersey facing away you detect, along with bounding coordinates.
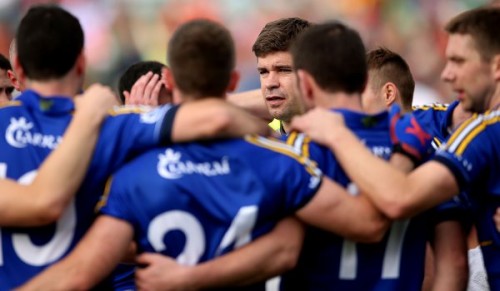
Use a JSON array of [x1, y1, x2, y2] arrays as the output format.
[[0, 5, 270, 290], [0, 84, 117, 225], [290, 7, 500, 290], [19, 19, 391, 291]]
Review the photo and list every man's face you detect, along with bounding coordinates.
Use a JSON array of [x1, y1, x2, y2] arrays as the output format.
[[441, 34, 494, 113], [0, 69, 14, 104], [257, 51, 304, 123]]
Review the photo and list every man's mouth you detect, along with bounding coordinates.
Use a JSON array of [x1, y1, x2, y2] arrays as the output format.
[[266, 96, 286, 107]]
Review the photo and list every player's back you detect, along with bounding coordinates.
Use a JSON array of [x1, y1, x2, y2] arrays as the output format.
[[412, 101, 458, 149], [99, 136, 322, 291], [0, 90, 171, 289], [280, 109, 432, 291]]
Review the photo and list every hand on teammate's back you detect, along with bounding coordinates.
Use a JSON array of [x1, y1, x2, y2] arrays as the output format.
[[389, 104, 433, 165], [136, 253, 192, 291]]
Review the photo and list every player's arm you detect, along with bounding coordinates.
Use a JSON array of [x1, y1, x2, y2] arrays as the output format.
[[290, 107, 459, 219], [429, 220, 468, 291], [169, 98, 271, 143], [0, 84, 118, 226], [295, 176, 389, 243], [227, 89, 273, 121], [16, 216, 133, 291], [136, 217, 304, 290]]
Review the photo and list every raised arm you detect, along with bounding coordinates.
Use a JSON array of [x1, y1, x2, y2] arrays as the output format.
[[135, 217, 304, 290], [290, 107, 459, 219], [227, 89, 273, 121], [171, 98, 271, 142], [0, 84, 118, 226], [17, 216, 133, 291]]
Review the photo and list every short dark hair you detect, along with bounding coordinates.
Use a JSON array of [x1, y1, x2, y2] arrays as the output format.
[[16, 5, 84, 80], [118, 61, 166, 104], [252, 17, 311, 57], [445, 7, 500, 61], [367, 47, 415, 111], [291, 21, 367, 94], [0, 54, 11, 71], [168, 19, 235, 98]]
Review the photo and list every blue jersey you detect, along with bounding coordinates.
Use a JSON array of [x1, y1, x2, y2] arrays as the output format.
[[0, 90, 176, 290], [413, 101, 459, 150], [99, 135, 323, 291], [413, 101, 474, 227], [280, 109, 452, 291], [434, 110, 500, 289]]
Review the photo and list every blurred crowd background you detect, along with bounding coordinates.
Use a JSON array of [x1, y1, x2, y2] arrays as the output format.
[[0, 0, 493, 104]]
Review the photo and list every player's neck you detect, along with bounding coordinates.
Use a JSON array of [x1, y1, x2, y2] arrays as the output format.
[[26, 77, 81, 98], [316, 91, 363, 112], [488, 85, 500, 111]]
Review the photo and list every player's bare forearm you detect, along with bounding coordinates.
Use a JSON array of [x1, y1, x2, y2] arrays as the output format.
[[227, 89, 273, 121], [136, 217, 303, 290], [0, 84, 118, 227], [17, 216, 133, 290], [172, 98, 270, 142], [430, 221, 468, 291]]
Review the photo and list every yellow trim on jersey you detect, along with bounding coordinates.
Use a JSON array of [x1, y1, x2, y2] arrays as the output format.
[[302, 135, 310, 159], [480, 240, 493, 247], [108, 105, 149, 116], [244, 134, 319, 177], [444, 114, 478, 147], [455, 114, 500, 155], [433, 137, 442, 148], [0, 100, 22, 108], [286, 131, 298, 146], [412, 103, 448, 111], [95, 176, 113, 212]]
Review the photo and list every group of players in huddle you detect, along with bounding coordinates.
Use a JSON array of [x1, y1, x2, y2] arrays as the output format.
[[0, 3, 499, 291]]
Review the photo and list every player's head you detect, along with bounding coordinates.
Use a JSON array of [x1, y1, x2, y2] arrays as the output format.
[[291, 21, 367, 107], [362, 47, 415, 114], [15, 5, 84, 87], [253, 17, 311, 123], [166, 19, 238, 102], [0, 54, 14, 104], [441, 7, 500, 113], [118, 61, 171, 105]]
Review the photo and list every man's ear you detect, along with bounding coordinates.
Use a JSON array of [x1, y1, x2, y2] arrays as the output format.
[[296, 69, 314, 104], [13, 56, 26, 89], [492, 55, 500, 81], [164, 67, 176, 91], [382, 82, 398, 107], [226, 70, 240, 93], [75, 51, 86, 77]]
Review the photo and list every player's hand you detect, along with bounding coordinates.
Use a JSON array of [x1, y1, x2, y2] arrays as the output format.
[[389, 104, 433, 165], [124, 72, 164, 106], [136, 253, 194, 291], [290, 107, 346, 146], [74, 83, 119, 124]]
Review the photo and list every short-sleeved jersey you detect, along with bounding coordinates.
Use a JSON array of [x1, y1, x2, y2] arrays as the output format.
[[412, 101, 474, 226], [433, 110, 500, 289], [0, 90, 175, 290], [412, 101, 459, 150], [99, 135, 323, 291], [280, 109, 442, 291]]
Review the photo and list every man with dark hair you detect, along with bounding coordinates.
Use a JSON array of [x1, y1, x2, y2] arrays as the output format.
[[0, 5, 268, 290], [0, 53, 14, 103], [363, 47, 415, 114], [118, 61, 171, 105], [19, 19, 389, 291], [291, 7, 500, 289], [252, 17, 311, 135]]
